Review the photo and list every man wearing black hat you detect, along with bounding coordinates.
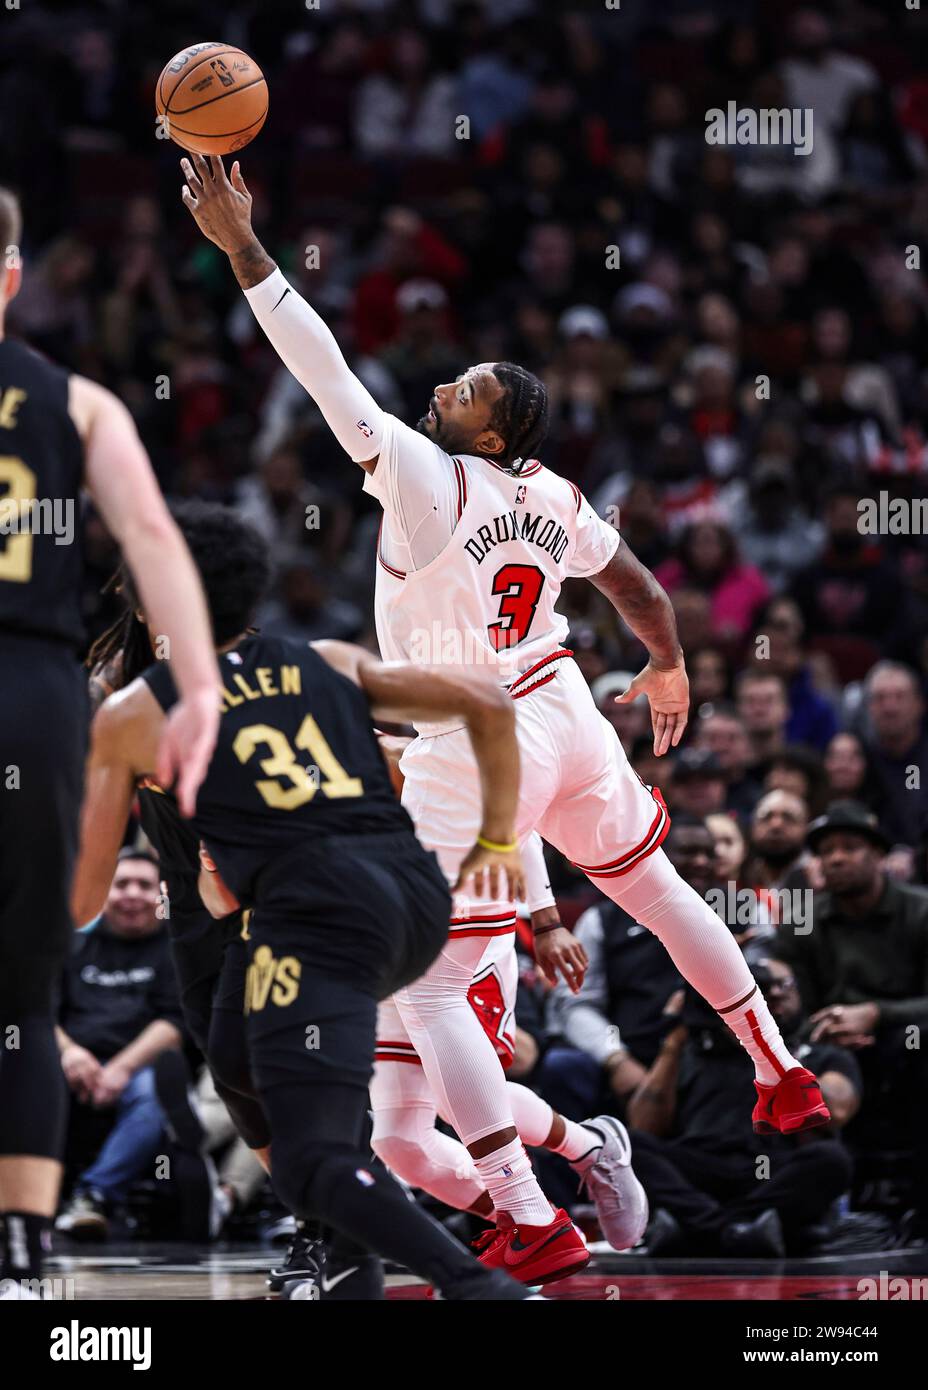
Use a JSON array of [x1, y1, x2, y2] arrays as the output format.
[[776, 800, 928, 1232], [668, 748, 728, 820], [778, 801, 928, 1043]]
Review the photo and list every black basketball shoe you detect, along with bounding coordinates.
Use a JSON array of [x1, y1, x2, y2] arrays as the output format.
[[267, 1221, 325, 1293]]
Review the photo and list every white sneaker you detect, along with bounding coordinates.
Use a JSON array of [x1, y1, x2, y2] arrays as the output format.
[[570, 1116, 649, 1251]]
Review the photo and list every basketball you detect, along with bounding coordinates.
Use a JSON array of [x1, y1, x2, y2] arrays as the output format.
[[156, 42, 267, 156]]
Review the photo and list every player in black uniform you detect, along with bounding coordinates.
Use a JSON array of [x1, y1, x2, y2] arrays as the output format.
[[72, 503, 534, 1298], [87, 517, 382, 1296], [86, 513, 341, 1293], [87, 620, 271, 1175], [0, 186, 222, 1298]]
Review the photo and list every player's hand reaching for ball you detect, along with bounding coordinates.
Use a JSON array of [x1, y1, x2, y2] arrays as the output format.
[[616, 658, 689, 756], [455, 835, 525, 903], [180, 153, 255, 254]]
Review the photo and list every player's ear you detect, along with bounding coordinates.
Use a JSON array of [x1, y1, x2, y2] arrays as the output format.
[[474, 428, 506, 458], [2, 263, 21, 304]]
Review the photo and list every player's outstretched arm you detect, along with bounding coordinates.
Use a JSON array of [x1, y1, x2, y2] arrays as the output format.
[[590, 542, 689, 756], [72, 376, 221, 814], [313, 640, 524, 900], [180, 153, 385, 474], [70, 683, 163, 926]]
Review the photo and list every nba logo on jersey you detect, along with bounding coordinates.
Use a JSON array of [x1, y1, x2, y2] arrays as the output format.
[[515, 485, 526, 504], [357, 419, 374, 438], [355, 1168, 375, 1187]]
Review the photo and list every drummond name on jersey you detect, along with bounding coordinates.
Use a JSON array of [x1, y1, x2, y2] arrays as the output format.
[[463, 510, 570, 566]]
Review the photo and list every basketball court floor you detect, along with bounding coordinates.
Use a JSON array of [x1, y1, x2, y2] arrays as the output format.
[[46, 1241, 928, 1301]]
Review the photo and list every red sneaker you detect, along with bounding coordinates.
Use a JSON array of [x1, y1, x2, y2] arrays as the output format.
[[470, 1227, 505, 1258], [753, 1066, 831, 1135], [476, 1208, 590, 1285]]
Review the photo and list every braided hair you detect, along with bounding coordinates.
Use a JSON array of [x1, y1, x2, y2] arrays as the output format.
[[86, 565, 155, 698], [488, 362, 549, 473], [87, 501, 271, 696]]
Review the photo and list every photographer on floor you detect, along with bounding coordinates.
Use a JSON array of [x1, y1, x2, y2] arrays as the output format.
[[627, 955, 860, 1257]]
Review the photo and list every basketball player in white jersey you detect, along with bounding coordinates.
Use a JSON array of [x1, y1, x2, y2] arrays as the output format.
[[182, 154, 831, 1283], [372, 823, 648, 1253], [374, 729, 644, 1252]]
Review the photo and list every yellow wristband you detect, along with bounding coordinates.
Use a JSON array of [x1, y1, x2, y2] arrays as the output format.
[[476, 834, 518, 854]]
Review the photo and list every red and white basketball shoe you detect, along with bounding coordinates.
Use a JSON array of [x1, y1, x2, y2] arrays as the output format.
[[752, 1066, 831, 1135], [474, 1208, 590, 1285]]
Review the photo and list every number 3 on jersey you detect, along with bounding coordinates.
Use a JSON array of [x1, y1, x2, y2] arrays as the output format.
[[0, 456, 37, 583], [488, 563, 544, 650]]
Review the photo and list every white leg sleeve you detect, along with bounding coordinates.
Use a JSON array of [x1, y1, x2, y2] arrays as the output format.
[[506, 1082, 556, 1148], [370, 1059, 486, 1212], [393, 934, 517, 1146]]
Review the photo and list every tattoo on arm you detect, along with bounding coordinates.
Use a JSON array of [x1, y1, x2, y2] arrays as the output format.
[[229, 238, 278, 291], [591, 545, 683, 670]]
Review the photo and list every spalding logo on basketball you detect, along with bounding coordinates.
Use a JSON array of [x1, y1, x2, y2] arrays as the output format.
[[156, 43, 268, 156]]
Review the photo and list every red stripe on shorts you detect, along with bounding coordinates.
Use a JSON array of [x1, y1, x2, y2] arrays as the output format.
[[375, 1050, 422, 1065], [573, 789, 670, 878]]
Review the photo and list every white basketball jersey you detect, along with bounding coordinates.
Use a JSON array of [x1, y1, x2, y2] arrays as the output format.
[[373, 451, 620, 735]]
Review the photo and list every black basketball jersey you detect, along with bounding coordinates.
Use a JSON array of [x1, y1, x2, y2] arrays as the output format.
[[0, 339, 84, 646], [142, 634, 412, 902]]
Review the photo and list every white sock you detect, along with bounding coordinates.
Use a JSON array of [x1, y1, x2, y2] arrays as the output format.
[[505, 1081, 603, 1162], [718, 984, 799, 1085], [551, 1118, 604, 1163], [472, 1138, 553, 1227]]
